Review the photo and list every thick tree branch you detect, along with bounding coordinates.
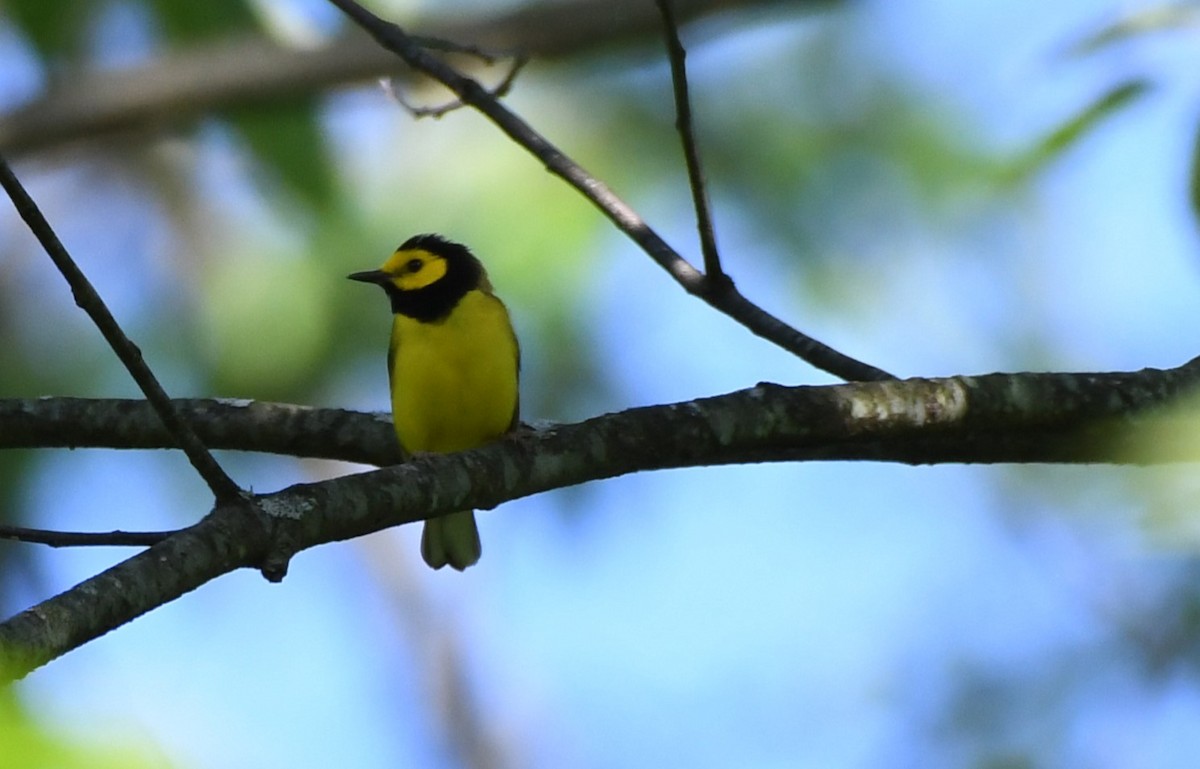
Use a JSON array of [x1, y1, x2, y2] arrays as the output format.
[[0, 0, 829, 156], [0, 156, 241, 503], [327, 0, 891, 381], [3, 360, 1200, 465], [0, 397, 403, 465], [3, 359, 1200, 681]]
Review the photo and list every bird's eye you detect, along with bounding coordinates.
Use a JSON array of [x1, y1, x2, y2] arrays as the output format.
[[405, 258, 423, 273]]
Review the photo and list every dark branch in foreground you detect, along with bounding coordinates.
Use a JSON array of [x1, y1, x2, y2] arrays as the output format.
[[326, 0, 892, 382], [2, 358, 1200, 681], [0, 156, 241, 504]]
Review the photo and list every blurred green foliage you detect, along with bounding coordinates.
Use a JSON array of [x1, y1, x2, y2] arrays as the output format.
[[0, 689, 170, 768], [3, 0, 94, 59], [144, 0, 258, 43], [1008, 79, 1151, 185], [228, 98, 338, 210]]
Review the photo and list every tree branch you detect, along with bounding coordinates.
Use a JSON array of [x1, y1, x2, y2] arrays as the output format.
[[3, 358, 1200, 465], [0, 155, 242, 503], [3, 358, 1199, 681], [0, 397, 402, 465], [327, 0, 891, 381]]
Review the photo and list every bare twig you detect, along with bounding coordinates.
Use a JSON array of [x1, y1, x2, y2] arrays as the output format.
[[656, 0, 724, 281], [381, 52, 529, 119], [0, 156, 242, 503], [0, 525, 173, 548], [326, 0, 893, 382], [407, 33, 507, 65]]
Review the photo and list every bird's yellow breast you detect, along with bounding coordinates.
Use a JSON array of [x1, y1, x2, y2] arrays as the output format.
[[388, 288, 519, 454]]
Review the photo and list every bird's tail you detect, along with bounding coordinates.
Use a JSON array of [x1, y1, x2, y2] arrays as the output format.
[[421, 510, 481, 571]]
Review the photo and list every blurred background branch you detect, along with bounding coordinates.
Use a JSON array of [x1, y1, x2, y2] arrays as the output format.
[[0, 0, 832, 156]]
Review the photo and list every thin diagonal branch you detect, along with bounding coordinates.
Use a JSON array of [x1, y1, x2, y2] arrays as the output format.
[[0, 155, 242, 503], [656, 0, 724, 281], [326, 0, 894, 382]]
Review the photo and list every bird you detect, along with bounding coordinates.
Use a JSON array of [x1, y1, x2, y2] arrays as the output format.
[[349, 234, 520, 571]]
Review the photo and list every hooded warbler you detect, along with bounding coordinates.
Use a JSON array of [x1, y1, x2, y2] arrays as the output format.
[[349, 234, 519, 571]]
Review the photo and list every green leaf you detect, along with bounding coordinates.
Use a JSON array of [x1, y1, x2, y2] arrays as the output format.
[[3, 0, 94, 59], [143, 0, 258, 43], [1190, 113, 1200, 229], [1006, 79, 1150, 183], [0, 693, 168, 769], [1064, 3, 1200, 58]]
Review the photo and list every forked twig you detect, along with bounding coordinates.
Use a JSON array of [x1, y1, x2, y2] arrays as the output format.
[[0, 155, 243, 502], [381, 52, 529, 119], [326, 0, 895, 382]]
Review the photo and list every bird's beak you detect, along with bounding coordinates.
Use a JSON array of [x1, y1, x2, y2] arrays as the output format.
[[347, 269, 390, 285]]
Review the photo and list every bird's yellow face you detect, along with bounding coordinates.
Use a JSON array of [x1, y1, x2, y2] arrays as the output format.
[[349, 234, 485, 323], [379, 247, 448, 292]]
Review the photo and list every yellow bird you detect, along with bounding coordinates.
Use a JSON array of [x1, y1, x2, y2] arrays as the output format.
[[349, 234, 519, 571]]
